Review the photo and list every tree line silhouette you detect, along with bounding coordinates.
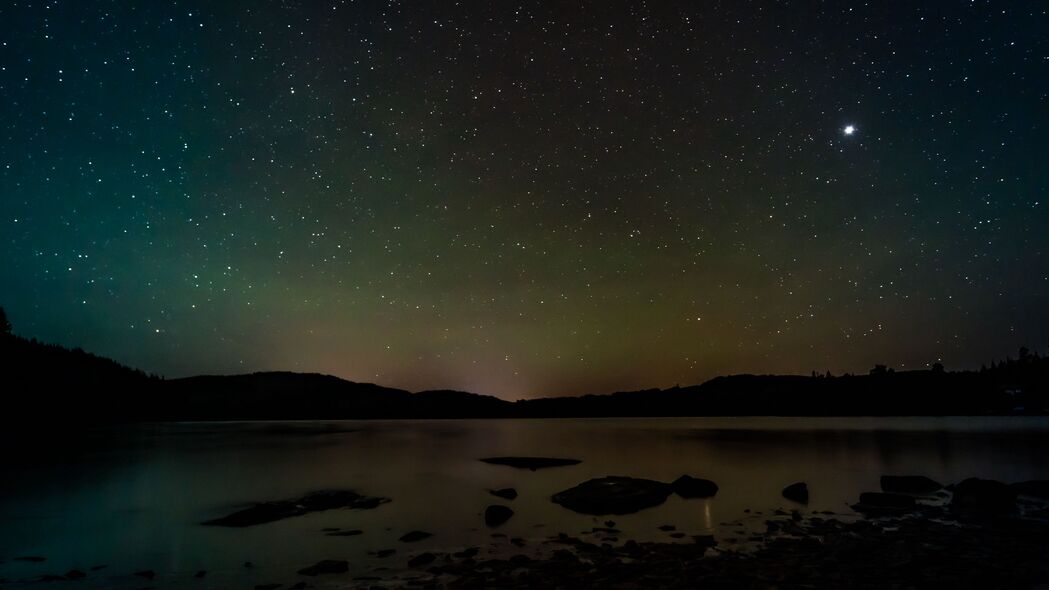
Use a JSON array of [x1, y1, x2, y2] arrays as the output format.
[[2, 305, 1047, 421]]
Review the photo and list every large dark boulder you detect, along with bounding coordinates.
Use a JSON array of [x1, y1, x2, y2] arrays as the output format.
[[880, 475, 942, 494], [480, 457, 581, 471], [782, 482, 809, 504], [552, 476, 673, 515], [951, 478, 1017, 515], [485, 505, 514, 527], [202, 490, 388, 527], [671, 475, 719, 498], [1011, 480, 1049, 500], [297, 560, 348, 576]]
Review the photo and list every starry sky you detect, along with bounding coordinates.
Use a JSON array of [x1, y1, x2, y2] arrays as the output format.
[[2, 1, 1047, 399]]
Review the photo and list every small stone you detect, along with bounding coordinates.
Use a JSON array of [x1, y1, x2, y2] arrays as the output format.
[[489, 488, 518, 500]]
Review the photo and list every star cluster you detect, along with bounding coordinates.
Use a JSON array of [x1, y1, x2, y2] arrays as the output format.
[[1, 1, 1047, 398]]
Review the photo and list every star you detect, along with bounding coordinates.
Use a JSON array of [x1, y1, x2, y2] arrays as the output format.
[[843, 125, 856, 136]]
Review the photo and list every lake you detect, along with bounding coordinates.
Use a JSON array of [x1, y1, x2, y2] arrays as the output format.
[[2, 417, 1049, 588]]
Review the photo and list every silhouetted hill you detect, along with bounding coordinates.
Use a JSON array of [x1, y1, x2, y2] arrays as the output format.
[[160, 376, 512, 420], [2, 321, 1047, 421]]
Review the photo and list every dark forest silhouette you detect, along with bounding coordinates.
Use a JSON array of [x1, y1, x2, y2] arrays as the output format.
[[2, 306, 1047, 421]]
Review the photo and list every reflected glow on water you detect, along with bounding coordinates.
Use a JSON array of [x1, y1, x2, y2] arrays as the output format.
[[2, 417, 1048, 588]]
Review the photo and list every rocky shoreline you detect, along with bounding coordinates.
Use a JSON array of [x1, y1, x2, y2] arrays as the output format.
[[4, 467, 1049, 589]]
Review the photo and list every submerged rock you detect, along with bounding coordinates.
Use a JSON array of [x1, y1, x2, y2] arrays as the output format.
[[297, 559, 349, 576], [881, 475, 943, 494], [782, 482, 809, 504], [64, 569, 86, 580], [134, 570, 155, 580], [202, 490, 388, 527], [952, 478, 1017, 515], [14, 556, 46, 562], [480, 457, 582, 470], [484, 504, 514, 527], [552, 476, 673, 515], [489, 487, 518, 500], [671, 475, 719, 498]]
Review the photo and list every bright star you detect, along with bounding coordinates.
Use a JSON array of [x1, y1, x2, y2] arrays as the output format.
[[843, 125, 856, 136]]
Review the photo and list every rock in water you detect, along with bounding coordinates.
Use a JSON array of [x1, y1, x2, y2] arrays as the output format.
[[782, 482, 809, 504], [552, 476, 673, 515], [399, 530, 433, 543], [951, 478, 1017, 515], [326, 529, 363, 536], [485, 505, 514, 527], [489, 488, 518, 500], [203, 490, 389, 527], [407, 553, 436, 568], [1011, 480, 1049, 500], [480, 457, 582, 470], [671, 475, 719, 498], [880, 475, 942, 494], [297, 560, 349, 576], [855, 492, 916, 509]]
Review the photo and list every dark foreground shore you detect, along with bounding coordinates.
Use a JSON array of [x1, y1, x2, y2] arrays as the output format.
[[420, 507, 1049, 589], [5, 475, 1049, 589]]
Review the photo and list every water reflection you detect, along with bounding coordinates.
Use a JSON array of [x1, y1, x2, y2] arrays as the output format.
[[1, 417, 1048, 588]]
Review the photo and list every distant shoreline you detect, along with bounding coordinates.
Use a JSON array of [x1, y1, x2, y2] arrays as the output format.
[[4, 331, 1047, 421]]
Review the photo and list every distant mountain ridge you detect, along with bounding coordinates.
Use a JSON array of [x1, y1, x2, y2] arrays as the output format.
[[3, 328, 1047, 421]]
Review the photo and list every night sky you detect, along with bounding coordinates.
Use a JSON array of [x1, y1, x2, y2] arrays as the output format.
[[2, 2, 1047, 399]]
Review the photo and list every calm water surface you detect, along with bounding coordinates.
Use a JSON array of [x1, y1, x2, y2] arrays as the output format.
[[2, 417, 1049, 588]]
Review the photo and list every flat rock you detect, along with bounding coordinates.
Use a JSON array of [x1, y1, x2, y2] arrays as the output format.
[[552, 476, 673, 515], [480, 457, 581, 470], [203, 490, 388, 527], [881, 475, 943, 494], [782, 482, 809, 504], [485, 504, 514, 527], [297, 559, 349, 576], [399, 530, 433, 542], [489, 487, 518, 500], [671, 475, 719, 498]]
